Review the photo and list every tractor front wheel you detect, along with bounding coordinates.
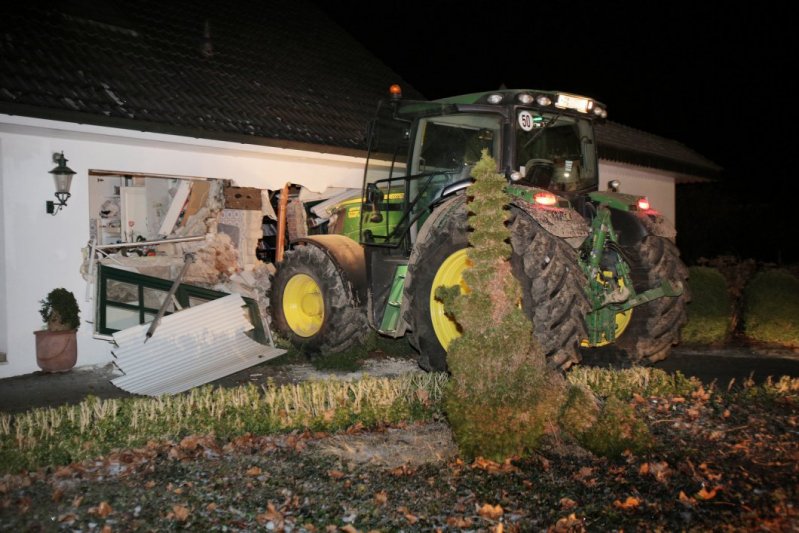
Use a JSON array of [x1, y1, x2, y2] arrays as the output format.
[[271, 244, 368, 354], [405, 200, 590, 371]]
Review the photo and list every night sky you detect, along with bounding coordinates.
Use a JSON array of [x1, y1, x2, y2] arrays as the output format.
[[316, 1, 798, 263]]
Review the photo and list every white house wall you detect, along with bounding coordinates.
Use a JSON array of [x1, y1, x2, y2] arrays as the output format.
[[0, 115, 368, 378], [0, 138, 7, 363], [0, 115, 683, 379], [599, 161, 676, 224]]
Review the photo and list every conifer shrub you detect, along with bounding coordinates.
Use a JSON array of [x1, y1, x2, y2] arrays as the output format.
[[576, 396, 653, 458], [681, 266, 732, 344], [439, 152, 568, 461], [441, 151, 653, 460], [742, 269, 799, 347]]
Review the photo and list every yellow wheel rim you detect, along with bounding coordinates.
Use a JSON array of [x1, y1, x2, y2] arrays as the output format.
[[430, 248, 471, 350], [581, 274, 633, 347], [283, 274, 324, 337]]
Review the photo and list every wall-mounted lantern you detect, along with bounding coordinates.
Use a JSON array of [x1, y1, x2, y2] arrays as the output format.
[[47, 152, 76, 215]]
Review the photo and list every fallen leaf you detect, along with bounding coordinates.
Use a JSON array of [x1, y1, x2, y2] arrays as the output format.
[[246, 466, 262, 477], [692, 387, 711, 401], [264, 501, 282, 521], [613, 496, 639, 510], [397, 506, 418, 524], [471, 457, 518, 473], [491, 524, 504, 533], [340, 526, 359, 533], [696, 486, 722, 500], [447, 516, 474, 528], [180, 435, 200, 450], [89, 501, 113, 518], [478, 503, 504, 519], [559, 497, 578, 510], [346, 422, 365, 434], [54, 466, 74, 478], [374, 490, 388, 506], [389, 465, 416, 477], [206, 502, 217, 512], [551, 513, 585, 532], [172, 504, 190, 522], [328, 469, 346, 480], [52, 488, 64, 503], [57, 513, 78, 524], [678, 491, 696, 507]]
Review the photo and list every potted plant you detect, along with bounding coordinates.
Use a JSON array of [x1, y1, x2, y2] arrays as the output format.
[[34, 288, 80, 372]]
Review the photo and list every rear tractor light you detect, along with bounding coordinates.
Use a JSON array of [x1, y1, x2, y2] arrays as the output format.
[[637, 197, 650, 210], [534, 192, 558, 206]]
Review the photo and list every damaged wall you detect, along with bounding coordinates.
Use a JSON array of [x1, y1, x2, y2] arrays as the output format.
[[0, 114, 369, 378], [90, 178, 276, 333]]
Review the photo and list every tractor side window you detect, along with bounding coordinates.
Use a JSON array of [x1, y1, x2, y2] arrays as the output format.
[[412, 116, 499, 175]]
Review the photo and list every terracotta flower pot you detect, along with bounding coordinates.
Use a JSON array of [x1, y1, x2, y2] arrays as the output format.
[[34, 329, 78, 372]]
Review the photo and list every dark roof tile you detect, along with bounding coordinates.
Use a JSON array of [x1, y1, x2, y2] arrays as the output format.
[[596, 121, 721, 177], [0, 0, 421, 152]]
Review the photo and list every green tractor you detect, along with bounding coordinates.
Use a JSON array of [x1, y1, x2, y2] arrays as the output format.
[[270, 86, 689, 370]]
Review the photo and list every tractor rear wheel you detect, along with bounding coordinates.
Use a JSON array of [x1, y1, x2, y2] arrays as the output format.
[[613, 236, 690, 363], [271, 244, 368, 354], [405, 200, 589, 371]]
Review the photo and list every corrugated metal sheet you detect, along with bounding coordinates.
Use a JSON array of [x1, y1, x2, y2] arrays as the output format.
[[111, 294, 285, 396]]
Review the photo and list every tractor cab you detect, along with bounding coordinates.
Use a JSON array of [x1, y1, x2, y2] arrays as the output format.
[[361, 87, 606, 250]]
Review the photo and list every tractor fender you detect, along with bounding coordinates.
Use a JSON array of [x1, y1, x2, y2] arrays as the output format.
[[510, 199, 590, 249], [608, 209, 677, 247], [289, 234, 367, 305]]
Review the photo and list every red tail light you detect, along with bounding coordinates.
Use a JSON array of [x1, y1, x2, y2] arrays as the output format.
[[637, 198, 650, 210], [534, 192, 558, 206]]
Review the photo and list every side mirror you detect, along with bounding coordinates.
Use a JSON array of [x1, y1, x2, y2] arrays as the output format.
[[365, 183, 384, 223]]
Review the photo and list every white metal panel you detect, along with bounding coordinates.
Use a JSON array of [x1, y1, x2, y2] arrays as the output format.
[[111, 294, 285, 396]]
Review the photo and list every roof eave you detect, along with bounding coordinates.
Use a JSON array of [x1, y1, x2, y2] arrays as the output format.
[[0, 102, 369, 159]]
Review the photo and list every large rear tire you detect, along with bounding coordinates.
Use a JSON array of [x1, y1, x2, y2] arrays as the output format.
[[404, 199, 590, 371], [613, 236, 690, 363], [271, 245, 368, 354]]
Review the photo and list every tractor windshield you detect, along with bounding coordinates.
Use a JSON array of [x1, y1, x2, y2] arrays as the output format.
[[514, 111, 598, 193]]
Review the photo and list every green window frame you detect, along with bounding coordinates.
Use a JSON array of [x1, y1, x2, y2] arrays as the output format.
[[96, 264, 266, 343]]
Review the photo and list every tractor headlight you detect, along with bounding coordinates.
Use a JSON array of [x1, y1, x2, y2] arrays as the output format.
[[487, 93, 503, 104], [517, 93, 534, 104]]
